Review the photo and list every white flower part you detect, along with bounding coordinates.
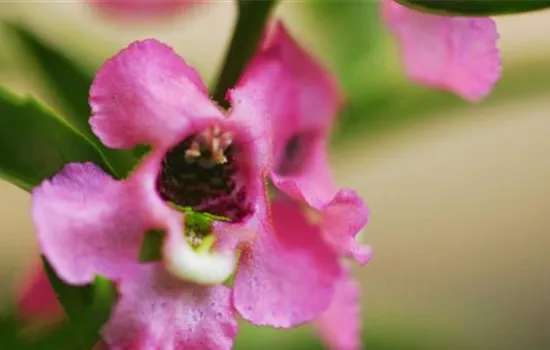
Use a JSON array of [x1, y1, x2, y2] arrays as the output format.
[[164, 233, 237, 285]]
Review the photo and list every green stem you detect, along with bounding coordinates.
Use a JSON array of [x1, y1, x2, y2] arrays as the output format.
[[212, 0, 278, 107]]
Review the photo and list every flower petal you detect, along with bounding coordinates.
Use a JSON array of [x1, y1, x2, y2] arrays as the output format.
[[228, 42, 294, 173], [103, 264, 237, 350], [163, 227, 238, 285], [233, 199, 341, 327], [90, 39, 223, 149], [262, 21, 342, 142], [16, 261, 63, 322], [260, 22, 342, 208], [271, 136, 337, 209], [31, 162, 152, 284], [322, 190, 371, 265], [314, 269, 362, 350], [382, 0, 501, 101]]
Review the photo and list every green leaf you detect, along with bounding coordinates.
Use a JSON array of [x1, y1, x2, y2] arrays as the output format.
[[6, 23, 93, 135], [300, 1, 382, 84], [5, 23, 137, 177], [333, 55, 550, 145], [395, 0, 550, 16], [0, 86, 114, 191], [42, 258, 115, 350]]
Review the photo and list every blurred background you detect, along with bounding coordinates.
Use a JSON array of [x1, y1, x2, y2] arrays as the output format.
[[0, 1, 549, 349]]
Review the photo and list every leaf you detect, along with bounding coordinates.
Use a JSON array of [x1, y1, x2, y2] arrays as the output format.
[[42, 257, 115, 350], [333, 55, 550, 145], [0, 86, 113, 191], [5, 23, 138, 177], [395, 0, 550, 16], [6, 23, 93, 135], [300, 1, 383, 91]]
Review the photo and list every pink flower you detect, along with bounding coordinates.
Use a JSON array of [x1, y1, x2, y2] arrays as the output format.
[[262, 22, 371, 265], [246, 22, 370, 348], [90, 0, 194, 19], [32, 37, 346, 348], [16, 261, 63, 323], [381, 0, 501, 101]]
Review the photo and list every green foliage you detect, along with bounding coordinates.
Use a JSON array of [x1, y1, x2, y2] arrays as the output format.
[[0, 86, 114, 191], [333, 55, 550, 144], [5, 23, 138, 177], [300, 1, 382, 87], [396, 0, 550, 16]]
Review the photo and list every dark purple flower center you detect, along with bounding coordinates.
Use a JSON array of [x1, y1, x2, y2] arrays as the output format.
[[156, 125, 252, 222]]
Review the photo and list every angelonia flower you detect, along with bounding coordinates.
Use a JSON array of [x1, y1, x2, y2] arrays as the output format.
[[258, 23, 370, 349], [30, 21, 370, 349], [381, 0, 502, 101]]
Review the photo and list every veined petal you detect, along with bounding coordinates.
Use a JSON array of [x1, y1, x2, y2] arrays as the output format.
[[233, 199, 341, 327], [382, 0, 501, 101], [314, 269, 362, 350], [31, 163, 154, 284], [321, 190, 371, 265], [90, 39, 223, 149], [103, 264, 237, 350]]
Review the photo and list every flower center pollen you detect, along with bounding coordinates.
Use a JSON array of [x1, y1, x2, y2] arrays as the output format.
[[157, 125, 252, 222]]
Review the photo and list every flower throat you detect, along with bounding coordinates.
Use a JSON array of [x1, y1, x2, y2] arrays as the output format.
[[156, 125, 252, 222]]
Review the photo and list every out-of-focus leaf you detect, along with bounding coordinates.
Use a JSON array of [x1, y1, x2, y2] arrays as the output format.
[[42, 258, 115, 350], [0, 311, 25, 349], [6, 23, 93, 135], [300, 1, 383, 91], [395, 0, 550, 16], [0, 86, 113, 191], [333, 55, 550, 145], [5, 23, 137, 176]]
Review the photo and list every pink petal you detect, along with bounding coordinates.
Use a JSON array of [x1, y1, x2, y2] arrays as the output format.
[[31, 162, 155, 284], [271, 136, 337, 209], [262, 22, 342, 142], [259, 22, 343, 207], [382, 0, 501, 101], [16, 261, 63, 322], [228, 39, 295, 174], [90, 39, 223, 149], [321, 190, 371, 265], [92, 0, 193, 18], [314, 270, 362, 350], [233, 199, 341, 327], [103, 264, 237, 350]]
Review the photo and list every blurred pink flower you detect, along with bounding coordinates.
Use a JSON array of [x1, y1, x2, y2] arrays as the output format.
[[90, 0, 194, 19], [30, 36, 349, 348], [314, 268, 362, 350], [16, 261, 63, 323], [381, 0, 501, 101], [252, 22, 371, 348]]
